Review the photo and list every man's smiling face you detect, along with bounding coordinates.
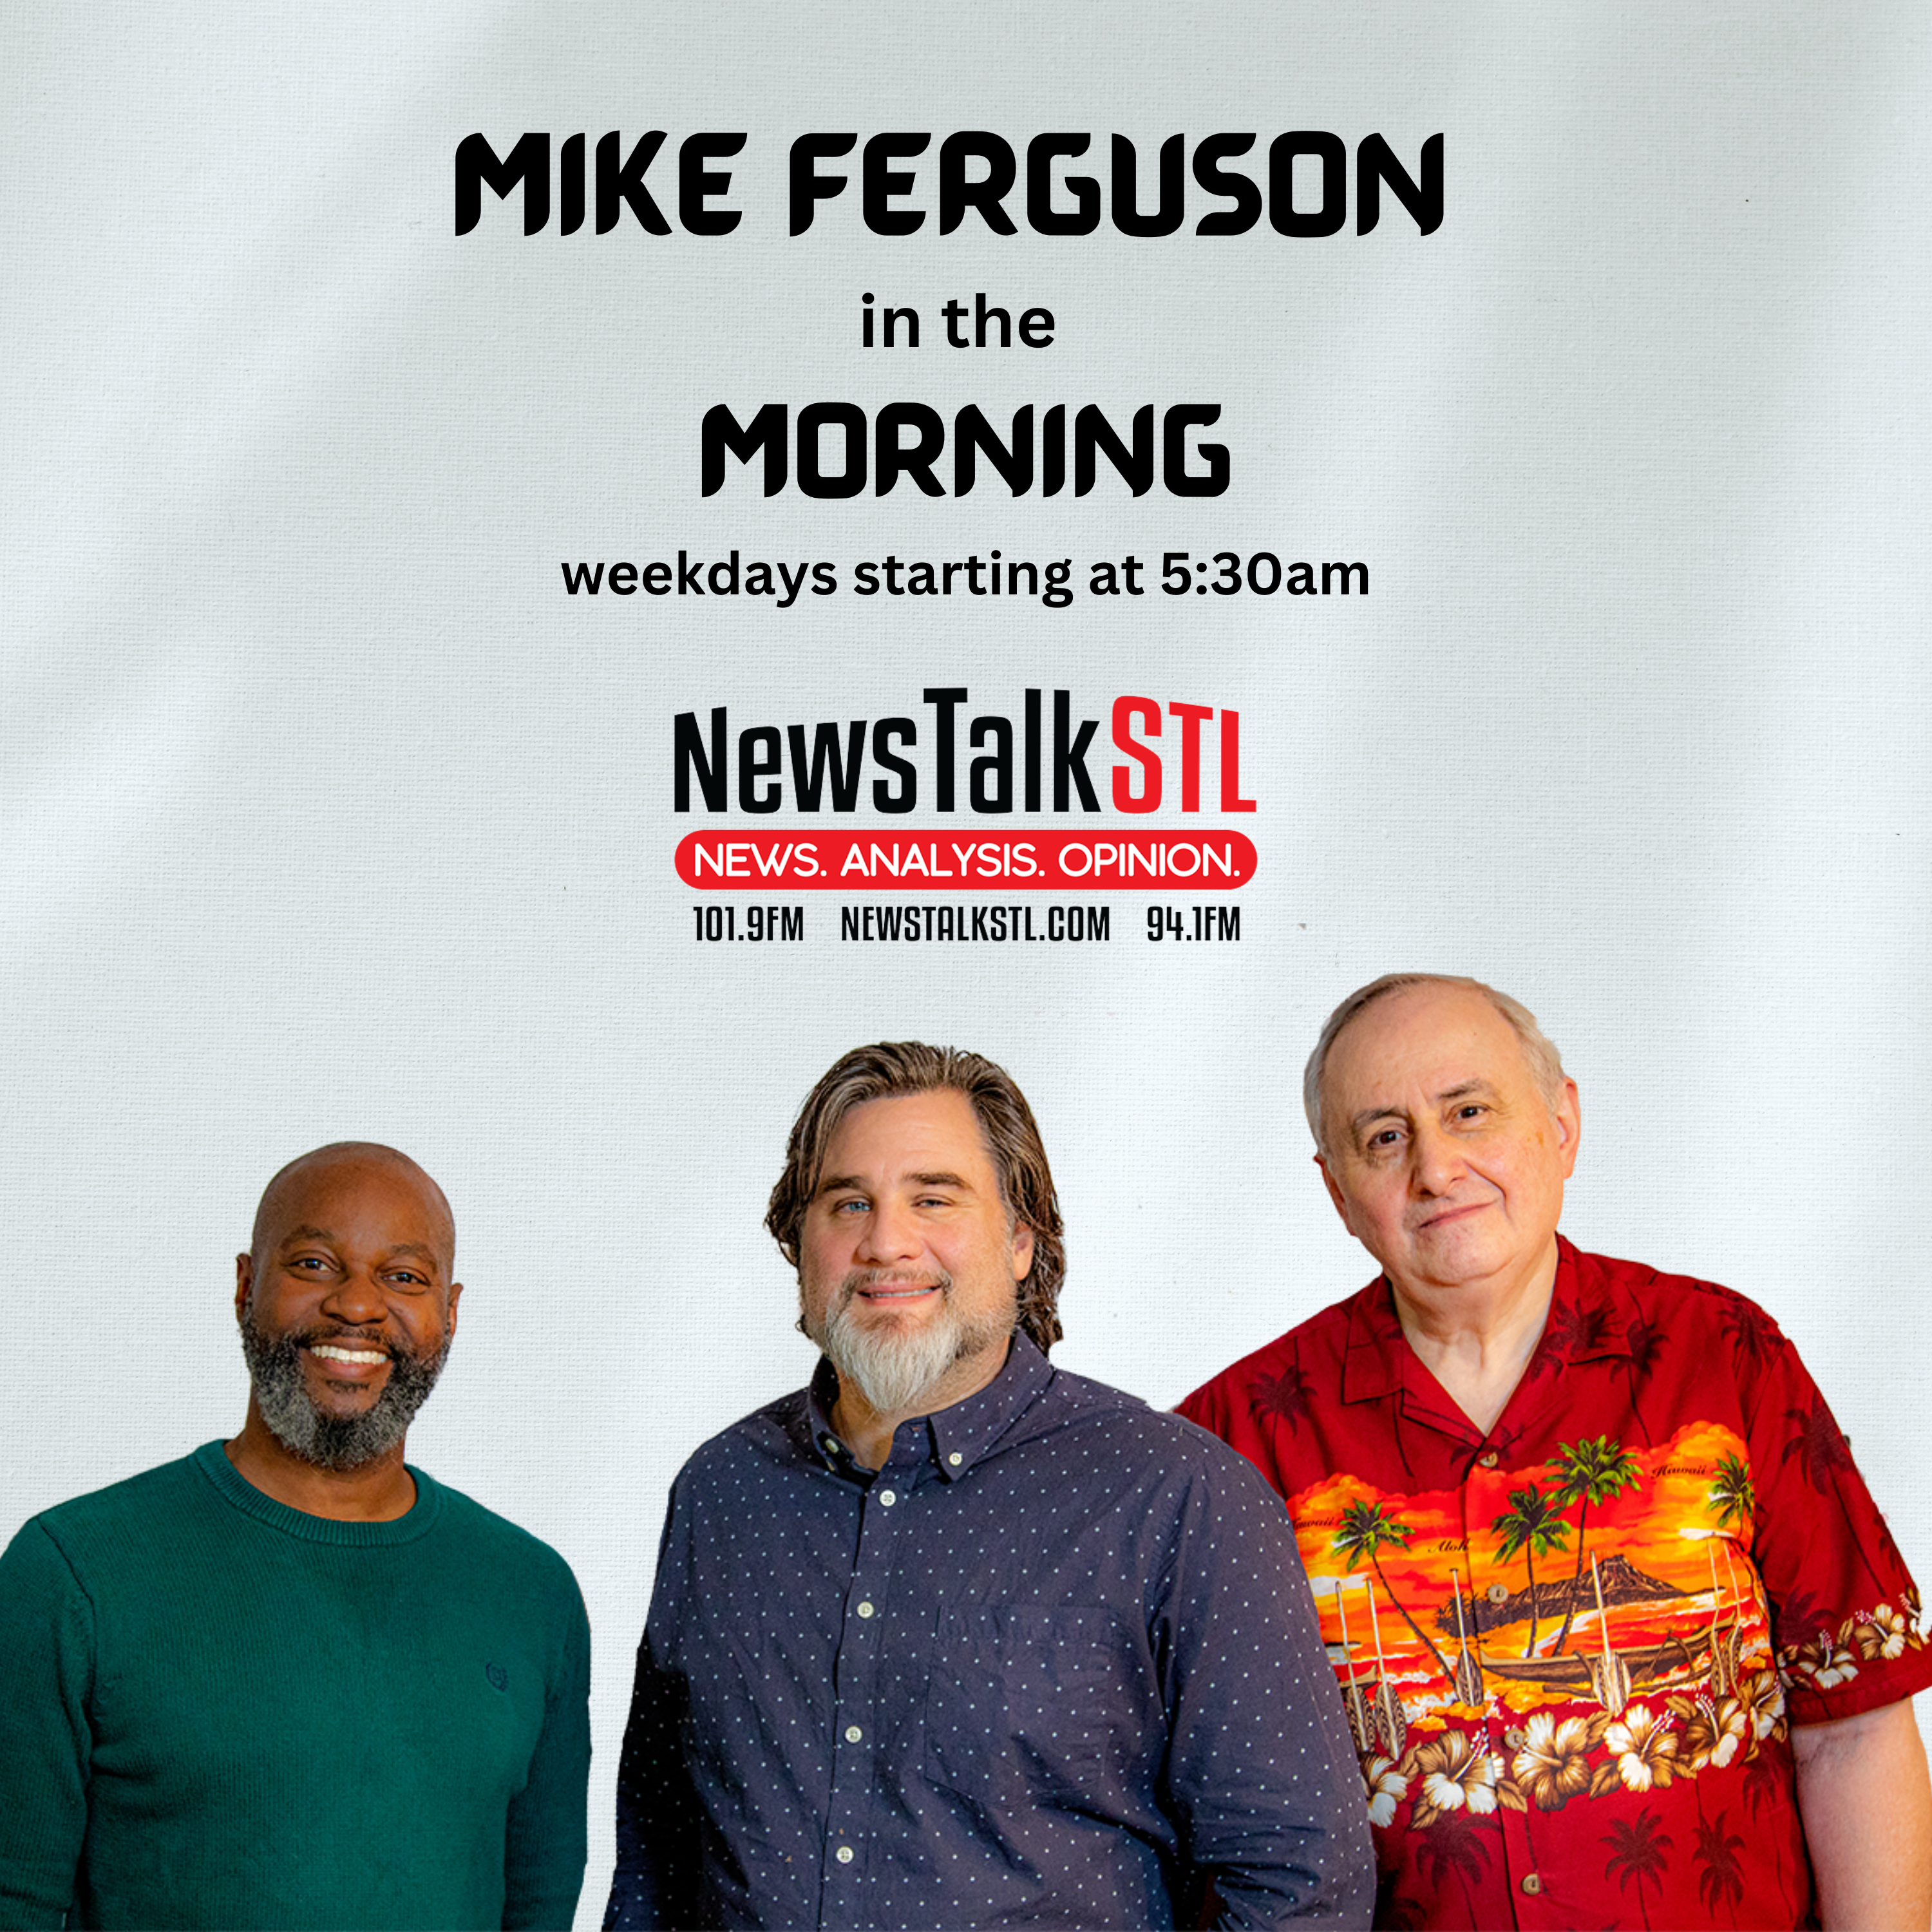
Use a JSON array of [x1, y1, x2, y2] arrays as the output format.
[[1314, 981, 1579, 1307], [234, 1149, 462, 1470], [799, 1088, 1032, 1418]]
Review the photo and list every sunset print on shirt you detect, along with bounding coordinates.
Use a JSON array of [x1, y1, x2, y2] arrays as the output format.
[[1299, 1423, 1768, 1721], [1292, 1423, 1792, 1820]]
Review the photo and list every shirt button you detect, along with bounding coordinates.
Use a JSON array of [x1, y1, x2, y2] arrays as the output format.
[[1521, 1873, 1542, 1895], [1504, 1727, 1528, 1749], [1478, 1450, 1499, 1468], [844, 1725, 862, 1743], [836, 1845, 855, 1864], [822, 1437, 838, 1453], [948, 1452, 963, 1466], [878, 1489, 896, 1506], [1487, 1583, 1510, 1604], [856, 1601, 875, 1618]]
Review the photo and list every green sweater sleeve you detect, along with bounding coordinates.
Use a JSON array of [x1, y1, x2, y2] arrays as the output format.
[[501, 1579, 591, 1931], [0, 1519, 95, 1929]]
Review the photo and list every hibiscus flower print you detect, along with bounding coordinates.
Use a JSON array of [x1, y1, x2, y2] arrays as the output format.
[[1511, 1712, 1593, 1812], [1603, 1702, 1680, 1792], [1737, 1667, 1787, 1743], [1853, 1602, 1910, 1662], [1362, 1752, 1409, 1828], [1797, 1628, 1860, 1690], [1408, 1730, 1502, 1829], [1679, 1694, 1749, 1772]]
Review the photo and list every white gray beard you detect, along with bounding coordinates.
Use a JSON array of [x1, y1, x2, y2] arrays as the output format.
[[239, 1312, 449, 1471], [811, 1278, 1013, 1416]]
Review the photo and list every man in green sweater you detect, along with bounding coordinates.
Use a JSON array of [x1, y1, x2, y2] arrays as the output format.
[[0, 1142, 591, 1931]]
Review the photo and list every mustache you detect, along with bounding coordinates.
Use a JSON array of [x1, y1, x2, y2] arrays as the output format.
[[292, 1323, 403, 1360], [837, 1267, 952, 1303]]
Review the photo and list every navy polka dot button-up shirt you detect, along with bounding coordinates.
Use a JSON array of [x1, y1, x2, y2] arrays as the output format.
[[605, 1334, 1373, 1929]]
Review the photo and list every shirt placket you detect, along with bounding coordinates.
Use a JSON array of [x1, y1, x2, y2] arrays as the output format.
[[1458, 1441, 1555, 1927], [817, 1443, 923, 1926]]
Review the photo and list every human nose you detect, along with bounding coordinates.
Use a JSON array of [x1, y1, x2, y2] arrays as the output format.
[[855, 1198, 922, 1265], [1409, 1121, 1466, 1196], [321, 1265, 387, 1326]]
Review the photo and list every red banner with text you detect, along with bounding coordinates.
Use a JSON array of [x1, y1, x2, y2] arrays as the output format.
[[675, 828, 1258, 891]]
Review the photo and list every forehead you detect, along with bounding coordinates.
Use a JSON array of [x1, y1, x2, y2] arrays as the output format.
[[819, 1089, 998, 1188], [260, 1159, 453, 1266], [1324, 983, 1533, 1104]]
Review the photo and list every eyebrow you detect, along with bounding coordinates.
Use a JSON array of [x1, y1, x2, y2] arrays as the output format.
[[1349, 1081, 1499, 1139], [276, 1228, 442, 1268], [814, 1170, 973, 1197]]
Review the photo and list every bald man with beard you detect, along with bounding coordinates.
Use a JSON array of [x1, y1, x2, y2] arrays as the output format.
[[0, 1143, 591, 1932]]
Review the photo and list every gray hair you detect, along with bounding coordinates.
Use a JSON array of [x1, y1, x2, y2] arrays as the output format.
[[1303, 974, 1567, 1153]]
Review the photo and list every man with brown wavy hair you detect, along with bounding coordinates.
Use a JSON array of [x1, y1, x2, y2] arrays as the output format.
[[766, 1037, 1066, 1352], [607, 1041, 1372, 1931]]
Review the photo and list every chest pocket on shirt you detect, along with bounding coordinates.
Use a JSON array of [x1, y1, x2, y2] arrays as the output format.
[[924, 1603, 1146, 1800]]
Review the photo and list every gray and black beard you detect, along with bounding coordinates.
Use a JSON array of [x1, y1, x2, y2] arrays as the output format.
[[806, 1273, 1014, 1416], [240, 1313, 450, 1472]]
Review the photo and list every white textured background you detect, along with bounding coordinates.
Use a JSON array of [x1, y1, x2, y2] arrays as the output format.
[[3, 4, 1927, 1916]]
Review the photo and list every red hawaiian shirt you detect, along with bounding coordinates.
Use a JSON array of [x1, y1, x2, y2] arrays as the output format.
[[1178, 1240, 1932, 1931]]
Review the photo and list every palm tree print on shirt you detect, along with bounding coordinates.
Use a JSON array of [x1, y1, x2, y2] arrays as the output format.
[[1546, 1435, 1642, 1657], [1781, 1398, 1854, 1492], [1249, 1361, 1312, 1434], [1602, 1811, 1672, 1930], [1705, 1453, 1755, 1532], [1489, 1482, 1571, 1656], [1332, 1498, 1456, 1689], [1694, 1810, 1747, 1922], [1622, 1311, 1666, 1382]]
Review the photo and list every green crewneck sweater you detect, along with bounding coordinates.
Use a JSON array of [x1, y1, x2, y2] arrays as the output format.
[[0, 1443, 590, 1931]]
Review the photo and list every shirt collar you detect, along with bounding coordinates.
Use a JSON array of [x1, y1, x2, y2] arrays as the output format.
[[802, 1329, 1054, 1481], [803, 1365, 857, 1473], [1340, 1278, 1408, 1403], [1338, 1233, 1634, 1407], [1521, 1236, 1640, 1373]]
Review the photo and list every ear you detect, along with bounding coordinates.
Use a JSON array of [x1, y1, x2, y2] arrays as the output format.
[[1553, 1078, 1582, 1178], [234, 1252, 254, 1324], [445, 1280, 464, 1335], [1008, 1224, 1035, 1283], [1314, 1153, 1357, 1237]]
